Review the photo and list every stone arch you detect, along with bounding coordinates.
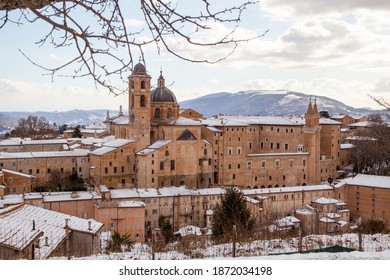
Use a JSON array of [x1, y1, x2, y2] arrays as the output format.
[[154, 108, 161, 118], [140, 95, 146, 107], [167, 108, 173, 118]]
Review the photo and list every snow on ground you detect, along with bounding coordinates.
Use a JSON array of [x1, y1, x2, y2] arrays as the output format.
[[56, 233, 390, 260]]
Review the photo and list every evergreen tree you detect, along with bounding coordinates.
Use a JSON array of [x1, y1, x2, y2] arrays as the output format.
[[211, 187, 255, 243], [72, 125, 83, 138], [105, 230, 134, 253], [159, 216, 174, 244]]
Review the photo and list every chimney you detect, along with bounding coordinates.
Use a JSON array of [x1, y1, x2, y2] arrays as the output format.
[[65, 218, 69, 228], [88, 220, 92, 231], [45, 236, 49, 246]]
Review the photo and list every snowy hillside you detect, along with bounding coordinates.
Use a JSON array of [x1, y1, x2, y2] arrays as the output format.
[[58, 233, 390, 260], [180, 90, 378, 118]]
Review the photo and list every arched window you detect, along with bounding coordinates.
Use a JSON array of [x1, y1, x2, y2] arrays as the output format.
[[141, 80, 145, 89], [154, 108, 161, 118], [140, 95, 146, 107], [165, 150, 169, 156], [204, 148, 207, 156], [167, 108, 173, 118]]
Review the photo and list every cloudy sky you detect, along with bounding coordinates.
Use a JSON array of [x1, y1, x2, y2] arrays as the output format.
[[1, 0, 389, 112]]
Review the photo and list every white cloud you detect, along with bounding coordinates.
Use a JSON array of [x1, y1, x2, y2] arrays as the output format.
[[0, 79, 126, 112], [124, 18, 144, 28], [260, 0, 390, 21], [374, 75, 390, 93]]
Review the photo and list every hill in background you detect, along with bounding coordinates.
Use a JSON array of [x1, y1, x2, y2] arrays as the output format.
[[0, 90, 382, 128]]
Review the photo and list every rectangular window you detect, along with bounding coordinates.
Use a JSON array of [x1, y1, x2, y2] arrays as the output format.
[[47, 168, 51, 174], [275, 160, 280, 168], [105, 167, 108, 174], [113, 167, 117, 173], [262, 160, 266, 168], [122, 166, 125, 173], [270, 143, 274, 149], [260, 142, 264, 149], [79, 167, 82, 172], [289, 159, 294, 167], [170, 160, 175, 170], [285, 143, 289, 150], [36, 169, 40, 174], [160, 162, 164, 170]]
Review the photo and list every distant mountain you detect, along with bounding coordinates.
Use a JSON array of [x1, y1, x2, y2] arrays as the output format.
[[0, 90, 382, 128], [0, 109, 114, 128], [179, 90, 380, 118]]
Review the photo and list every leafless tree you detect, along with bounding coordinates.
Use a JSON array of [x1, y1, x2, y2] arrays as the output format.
[[352, 115, 390, 175], [370, 95, 390, 118], [11, 115, 55, 139], [0, 0, 264, 95]]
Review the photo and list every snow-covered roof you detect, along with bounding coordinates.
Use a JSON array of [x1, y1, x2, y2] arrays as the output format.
[[30, 149, 89, 158], [103, 138, 134, 148], [319, 216, 336, 223], [117, 201, 146, 208], [0, 152, 33, 159], [90, 147, 116, 156], [244, 196, 260, 204], [137, 140, 172, 156], [341, 143, 355, 149], [313, 197, 341, 204], [345, 136, 377, 141], [203, 115, 304, 127], [191, 188, 225, 196], [167, 117, 202, 126], [274, 216, 300, 227], [331, 114, 347, 120], [111, 115, 129, 125], [0, 139, 68, 146], [174, 225, 202, 237], [243, 185, 333, 196], [347, 174, 390, 189], [1, 168, 35, 178], [0, 204, 103, 259], [295, 206, 316, 215], [326, 213, 341, 219], [149, 140, 172, 149], [42, 191, 101, 203], [98, 185, 110, 193], [205, 126, 223, 133], [319, 118, 342, 125], [348, 121, 372, 128]]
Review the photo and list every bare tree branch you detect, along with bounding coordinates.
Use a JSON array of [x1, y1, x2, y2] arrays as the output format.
[[0, 0, 265, 96]]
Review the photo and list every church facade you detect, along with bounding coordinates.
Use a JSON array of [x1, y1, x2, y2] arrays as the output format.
[[103, 62, 342, 190]]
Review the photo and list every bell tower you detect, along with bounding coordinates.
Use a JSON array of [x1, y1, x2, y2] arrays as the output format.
[[128, 62, 151, 151]]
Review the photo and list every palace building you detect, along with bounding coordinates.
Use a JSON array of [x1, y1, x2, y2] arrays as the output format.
[[104, 62, 341, 190]]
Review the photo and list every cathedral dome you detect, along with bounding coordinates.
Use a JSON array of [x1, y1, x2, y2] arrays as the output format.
[[150, 71, 177, 103], [132, 62, 147, 75], [150, 87, 177, 103]]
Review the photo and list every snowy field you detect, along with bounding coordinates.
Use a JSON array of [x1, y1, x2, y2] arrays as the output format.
[[64, 233, 390, 260]]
